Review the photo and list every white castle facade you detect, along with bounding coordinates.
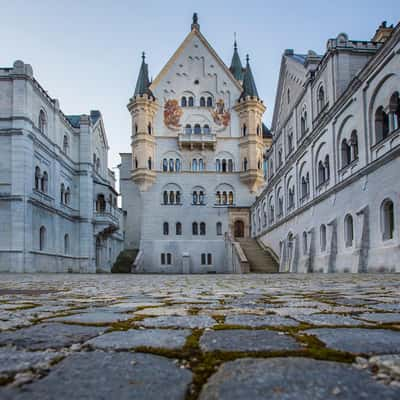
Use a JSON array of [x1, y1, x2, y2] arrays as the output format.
[[251, 21, 400, 273], [0, 61, 124, 273]]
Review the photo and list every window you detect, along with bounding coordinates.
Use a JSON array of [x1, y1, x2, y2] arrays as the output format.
[[200, 97, 206, 107], [169, 158, 174, 172], [38, 110, 47, 134], [228, 159, 233, 172], [288, 187, 295, 210], [207, 253, 212, 265], [201, 253, 206, 265], [228, 191, 234, 205], [188, 97, 194, 107], [243, 158, 248, 171], [185, 124, 192, 134], [60, 183, 65, 203], [39, 226, 46, 251], [278, 197, 283, 217], [301, 172, 310, 199], [192, 191, 198, 204], [199, 191, 204, 204], [303, 231, 307, 255], [300, 108, 308, 137], [134, 158, 138, 168], [163, 159, 168, 172], [222, 159, 227, 172], [192, 222, 198, 235], [200, 222, 206, 235], [287, 132, 293, 154], [381, 199, 394, 241], [344, 214, 354, 248], [161, 253, 172, 265], [278, 150, 283, 167], [35, 166, 41, 190], [148, 122, 152, 135], [64, 234, 70, 255], [65, 187, 71, 205], [242, 124, 247, 136], [350, 131, 358, 161], [194, 124, 201, 134], [176, 191, 181, 204], [176, 159, 181, 172], [135, 124, 138, 134], [318, 161, 325, 185], [96, 158, 100, 172], [167, 253, 172, 264], [163, 222, 169, 235], [341, 139, 351, 167], [216, 159, 221, 172], [176, 222, 182, 235], [169, 191, 175, 204], [222, 191, 227, 205], [207, 97, 213, 107], [181, 97, 187, 107], [216, 191, 221, 205], [63, 135, 69, 154], [320, 224, 327, 252], [287, 88, 291, 104], [216, 222, 222, 236], [375, 106, 389, 142], [325, 155, 330, 181], [163, 191, 168, 204], [161, 253, 165, 265], [389, 92, 400, 131], [199, 159, 204, 171], [148, 157, 152, 170], [201, 253, 212, 265], [256, 125, 260, 136], [317, 85, 325, 113], [203, 124, 210, 134], [41, 171, 48, 193], [192, 159, 198, 171], [96, 194, 106, 212]]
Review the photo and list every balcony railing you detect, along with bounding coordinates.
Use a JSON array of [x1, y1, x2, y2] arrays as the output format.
[[178, 132, 216, 150]]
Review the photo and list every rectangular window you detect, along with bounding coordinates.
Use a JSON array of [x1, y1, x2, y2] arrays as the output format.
[[201, 253, 206, 265], [207, 253, 212, 265], [167, 253, 172, 265], [161, 253, 165, 265]]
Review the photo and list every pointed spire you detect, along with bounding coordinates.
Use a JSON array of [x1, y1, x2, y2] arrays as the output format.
[[191, 12, 200, 31], [229, 34, 244, 82], [134, 52, 153, 98], [240, 54, 259, 100]]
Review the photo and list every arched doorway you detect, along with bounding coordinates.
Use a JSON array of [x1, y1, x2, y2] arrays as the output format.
[[234, 220, 244, 238]]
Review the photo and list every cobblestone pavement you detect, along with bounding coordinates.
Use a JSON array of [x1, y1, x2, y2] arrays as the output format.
[[0, 274, 400, 399]]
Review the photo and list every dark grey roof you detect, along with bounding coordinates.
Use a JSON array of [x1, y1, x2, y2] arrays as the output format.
[[288, 54, 307, 64], [134, 52, 153, 97], [262, 123, 272, 138], [65, 115, 80, 128], [239, 55, 259, 100], [229, 41, 243, 81], [90, 110, 101, 125]]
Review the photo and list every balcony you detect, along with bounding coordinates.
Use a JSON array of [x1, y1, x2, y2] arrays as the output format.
[[178, 132, 216, 150], [93, 208, 121, 236]]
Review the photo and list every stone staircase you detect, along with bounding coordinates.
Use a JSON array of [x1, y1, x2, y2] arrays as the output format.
[[237, 238, 279, 273]]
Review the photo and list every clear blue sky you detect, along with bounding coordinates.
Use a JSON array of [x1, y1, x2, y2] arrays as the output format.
[[2, 0, 399, 171]]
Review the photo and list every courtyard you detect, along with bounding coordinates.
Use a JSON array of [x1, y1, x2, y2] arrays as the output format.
[[0, 273, 399, 399]]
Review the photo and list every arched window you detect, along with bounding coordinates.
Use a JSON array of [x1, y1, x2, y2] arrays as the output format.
[[216, 159, 221, 172], [60, 183, 65, 203], [344, 214, 354, 247], [203, 124, 210, 134], [39, 226, 46, 251], [320, 224, 327, 252], [303, 231, 307, 255], [96, 194, 106, 212], [181, 97, 187, 107], [169, 158, 174, 172], [38, 110, 47, 134], [301, 176, 307, 199], [163, 159, 168, 172], [175, 159, 181, 172], [389, 92, 400, 131], [63, 135, 69, 154], [317, 85, 325, 113], [200, 222, 206, 235], [341, 139, 351, 167], [188, 96, 194, 107], [35, 166, 41, 190], [325, 155, 330, 181], [228, 191, 234, 205], [65, 187, 70, 205], [375, 106, 389, 142], [207, 97, 213, 107], [192, 159, 198, 171], [243, 158, 248, 171], [169, 191, 175, 204], [300, 108, 308, 137], [96, 158, 100, 172], [222, 191, 228, 205], [287, 88, 291, 104], [148, 157, 152, 170], [287, 132, 293, 154], [278, 197, 283, 217], [216, 222, 222, 236], [64, 234, 70, 255], [193, 191, 198, 205], [163, 222, 169, 235], [222, 159, 227, 172], [134, 158, 138, 169], [256, 124, 260, 136], [163, 191, 168, 205], [242, 124, 247, 136], [199, 159, 204, 171], [41, 171, 48, 193], [381, 199, 394, 241], [176, 222, 182, 235], [278, 150, 283, 167], [176, 191, 181, 204], [192, 222, 198, 235], [185, 124, 192, 134], [216, 191, 221, 205], [194, 124, 201, 134], [199, 191, 204, 204], [350, 131, 358, 161], [318, 161, 325, 185], [228, 159, 233, 172], [148, 122, 152, 135], [200, 97, 206, 107]]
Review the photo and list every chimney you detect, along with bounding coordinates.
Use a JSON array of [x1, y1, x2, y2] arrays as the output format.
[[372, 21, 394, 43]]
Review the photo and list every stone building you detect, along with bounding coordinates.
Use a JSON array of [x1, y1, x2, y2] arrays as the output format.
[[252, 21, 400, 273], [0, 61, 124, 272], [119, 14, 272, 273]]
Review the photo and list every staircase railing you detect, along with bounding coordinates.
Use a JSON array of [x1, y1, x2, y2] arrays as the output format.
[[256, 239, 280, 265], [225, 233, 250, 273], [132, 250, 144, 273]]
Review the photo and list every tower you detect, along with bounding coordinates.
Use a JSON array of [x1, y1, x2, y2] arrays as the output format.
[[128, 53, 158, 191], [234, 55, 266, 192]]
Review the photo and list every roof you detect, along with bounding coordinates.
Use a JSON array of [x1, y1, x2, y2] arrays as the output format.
[[288, 54, 307, 64], [239, 55, 259, 100], [90, 110, 101, 125], [65, 115, 80, 128], [133, 53, 153, 97], [262, 123, 272, 138], [229, 41, 244, 81]]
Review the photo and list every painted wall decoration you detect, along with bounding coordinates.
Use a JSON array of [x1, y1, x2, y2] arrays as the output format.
[[164, 99, 183, 129], [211, 99, 230, 127]]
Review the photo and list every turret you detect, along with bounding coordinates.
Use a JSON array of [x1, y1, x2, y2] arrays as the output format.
[[234, 55, 266, 192], [128, 52, 158, 191], [229, 39, 244, 82]]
